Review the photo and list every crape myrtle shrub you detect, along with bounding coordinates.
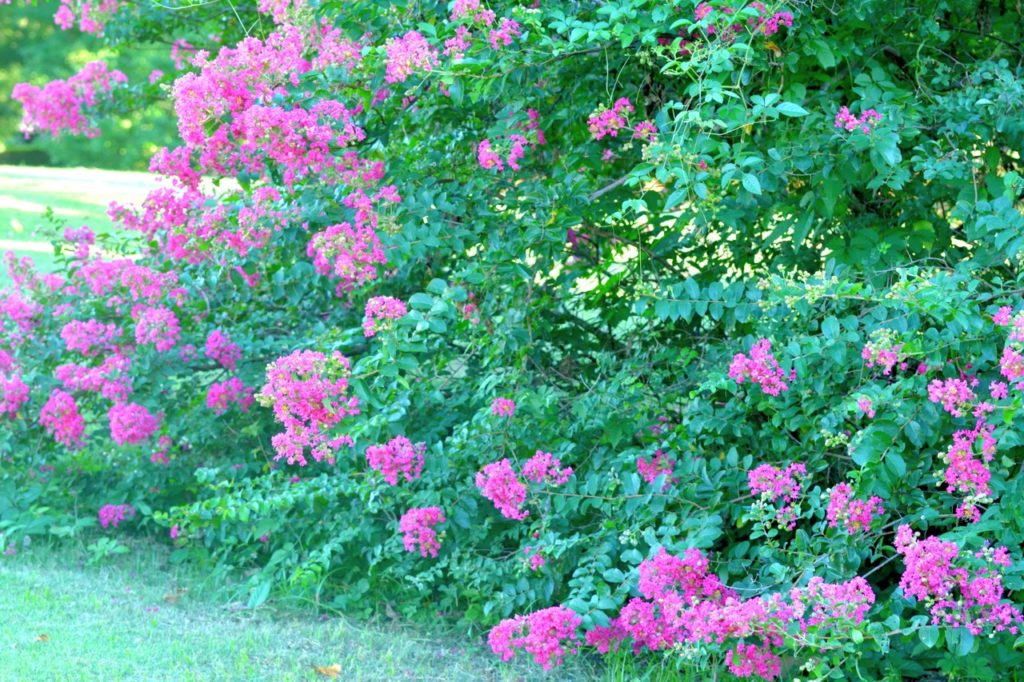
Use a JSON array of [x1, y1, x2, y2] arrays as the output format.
[[3, 0, 1024, 678]]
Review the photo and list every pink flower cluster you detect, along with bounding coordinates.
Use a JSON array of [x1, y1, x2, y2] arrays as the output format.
[[385, 31, 438, 84], [366, 435, 426, 485], [476, 458, 529, 520], [637, 449, 675, 489], [488, 17, 522, 50], [856, 396, 876, 418], [488, 606, 582, 670], [60, 319, 121, 357], [39, 389, 85, 448], [307, 221, 388, 295], [491, 397, 516, 417], [582, 547, 874, 679], [74, 258, 180, 308], [523, 545, 546, 571], [12, 60, 127, 138], [256, 0, 303, 22], [927, 376, 977, 417], [204, 329, 241, 371], [834, 105, 883, 133], [728, 338, 791, 396], [694, 1, 793, 44], [63, 225, 95, 259], [938, 419, 997, 522], [206, 377, 255, 415], [98, 503, 134, 529], [895, 526, 1022, 636], [588, 98, 634, 140], [362, 296, 407, 337], [996, 308, 1024, 389], [0, 372, 29, 418], [522, 450, 573, 485], [748, 462, 807, 530], [477, 110, 547, 173], [108, 402, 161, 445], [826, 483, 884, 534], [398, 506, 445, 557], [55, 353, 133, 403], [256, 350, 360, 466], [53, 0, 119, 34], [134, 306, 181, 353]]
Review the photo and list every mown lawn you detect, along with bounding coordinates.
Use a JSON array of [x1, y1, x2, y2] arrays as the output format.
[[0, 541, 611, 682], [0, 165, 156, 280]]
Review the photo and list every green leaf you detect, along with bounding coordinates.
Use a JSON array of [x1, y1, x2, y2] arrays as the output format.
[[602, 568, 625, 583], [919, 625, 939, 648], [741, 174, 762, 196], [822, 316, 840, 339], [777, 102, 809, 117]]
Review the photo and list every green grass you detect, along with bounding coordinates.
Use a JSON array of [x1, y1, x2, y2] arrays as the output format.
[[0, 165, 156, 283], [0, 540, 618, 682]]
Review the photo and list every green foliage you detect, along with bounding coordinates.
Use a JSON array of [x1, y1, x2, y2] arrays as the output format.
[[2, 0, 1024, 678]]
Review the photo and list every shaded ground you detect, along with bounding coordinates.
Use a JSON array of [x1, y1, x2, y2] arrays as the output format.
[[0, 542, 605, 682]]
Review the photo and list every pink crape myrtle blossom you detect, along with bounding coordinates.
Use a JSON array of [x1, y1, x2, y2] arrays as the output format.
[[206, 377, 255, 414], [307, 222, 388, 295], [60, 319, 121, 357], [363, 296, 407, 337], [134, 306, 181, 353], [39, 388, 85, 448], [151, 435, 172, 464], [445, 26, 472, 60], [12, 60, 127, 138], [0, 373, 29, 418], [488, 17, 522, 49], [990, 380, 1008, 400], [53, 0, 120, 34], [633, 120, 657, 141], [108, 402, 161, 445], [729, 338, 792, 395], [98, 503, 135, 529], [856, 397, 876, 418], [938, 418, 997, 523], [993, 306, 1013, 326], [579, 548, 874, 674], [725, 642, 781, 680], [55, 353, 133, 403], [204, 329, 241, 370], [384, 31, 438, 83], [638, 547, 731, 601], [488, 606, 582, 671], [826, 483, 884, 534], [366, 435, 426, 485], [834, 105, 883, 133], [748, 462, 807, 530], [522, 450, 572, 485], [637, 449, 675, 489], [256, 350, 360, 466], [523, 546, 546, 571], [895, 526, 1023, 635], [588, 98, 634, 140], [256, 0, 304, 22], [491, 397, 516, 416], [861, 331, 905, 374], [927, 377, 977, 417], [476, 458, 528, 520], [399, 506, 445, 557]]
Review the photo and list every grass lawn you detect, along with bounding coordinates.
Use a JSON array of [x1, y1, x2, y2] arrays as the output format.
[[0, 541, 612, 682], [0, 165, 157, 281]]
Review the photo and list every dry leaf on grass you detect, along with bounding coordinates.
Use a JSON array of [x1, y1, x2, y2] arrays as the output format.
[[313, 664, 341, 678], [35, 634, 49, 642]]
